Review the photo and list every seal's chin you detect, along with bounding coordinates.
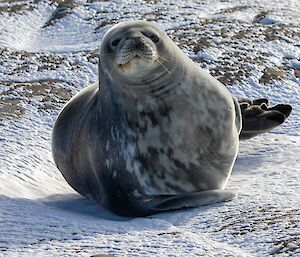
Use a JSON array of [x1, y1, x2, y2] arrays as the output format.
[[117, 56, 155, 79]]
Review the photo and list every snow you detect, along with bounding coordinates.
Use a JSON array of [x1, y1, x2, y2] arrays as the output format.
[[0, 0, 299, 256]]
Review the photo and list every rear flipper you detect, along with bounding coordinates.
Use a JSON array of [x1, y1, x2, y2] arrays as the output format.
[[239, 98, 292, 140], [140, 190, 236, 215]]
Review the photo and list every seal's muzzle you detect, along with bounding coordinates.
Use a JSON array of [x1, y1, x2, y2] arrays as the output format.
[[117, 35, 156, 65]]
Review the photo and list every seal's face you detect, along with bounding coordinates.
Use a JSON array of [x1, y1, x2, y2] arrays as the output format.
[[100, 21, 173, 83]]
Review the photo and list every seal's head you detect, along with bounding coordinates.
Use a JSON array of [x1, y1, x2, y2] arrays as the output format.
[[100, 20, 175, 83]]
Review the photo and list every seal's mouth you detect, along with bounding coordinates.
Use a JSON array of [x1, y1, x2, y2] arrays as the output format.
[[118, 54, 153, 72], [116, 37, 156, 72], [118, 62, 131, 72]]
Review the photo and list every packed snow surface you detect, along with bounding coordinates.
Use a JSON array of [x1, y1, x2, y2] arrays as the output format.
[[0, 0, 299, 256]]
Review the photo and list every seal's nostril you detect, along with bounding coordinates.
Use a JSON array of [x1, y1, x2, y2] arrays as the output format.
[[135, 42, 142, 48], [129, 37, 143, 48]]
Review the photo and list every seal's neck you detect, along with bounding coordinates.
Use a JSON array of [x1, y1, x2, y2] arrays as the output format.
[[98, 47, 193, 131], [113, 50, 188, 106], [98, 50, 195, 144]]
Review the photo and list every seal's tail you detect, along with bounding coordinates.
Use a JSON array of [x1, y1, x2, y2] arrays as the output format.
[[238, 98, 292, 140], [145, 190, 236, 213], [117, 190, 236, 216]]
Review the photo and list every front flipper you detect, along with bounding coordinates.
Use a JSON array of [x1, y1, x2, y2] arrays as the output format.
[[239, 98, 292, 140], [138, 190, 236, 215]]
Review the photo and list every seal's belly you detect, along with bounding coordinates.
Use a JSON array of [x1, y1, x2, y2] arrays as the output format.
[[131, 91, 239, 195]]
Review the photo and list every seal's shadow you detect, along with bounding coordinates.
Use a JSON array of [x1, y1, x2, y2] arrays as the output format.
[[233, 155, 265, 175], [41, 193, 227, 224], [41, 193, 131, 221]]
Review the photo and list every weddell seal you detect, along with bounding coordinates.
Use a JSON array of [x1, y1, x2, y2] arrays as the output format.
[[52, 20, 292, 216]]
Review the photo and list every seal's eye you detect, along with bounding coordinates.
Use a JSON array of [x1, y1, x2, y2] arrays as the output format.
[[142, 32, 160, 43], [150, 34, 160, 43], [111, 38, 121, 47]]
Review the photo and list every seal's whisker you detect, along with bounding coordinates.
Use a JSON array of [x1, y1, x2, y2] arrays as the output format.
[[158, 55, 169, 62], [155, 59, 171, 73], [108, 63, 117, 76], [138, 55, 152, 63]]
